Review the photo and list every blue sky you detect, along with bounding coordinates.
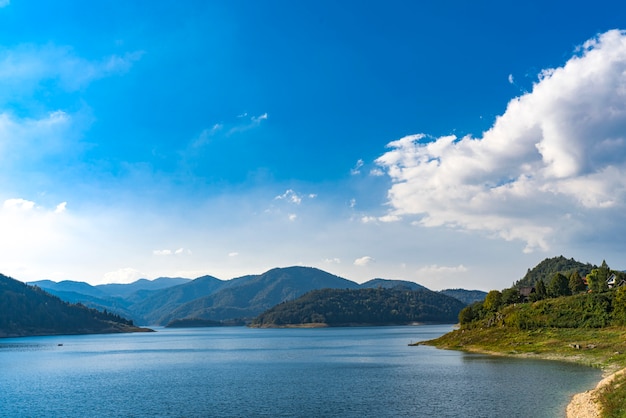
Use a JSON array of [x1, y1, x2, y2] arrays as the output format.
[[2, 1, 626, 290]]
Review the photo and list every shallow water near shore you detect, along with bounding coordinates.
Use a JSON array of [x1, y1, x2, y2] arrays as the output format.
[[0, 325, 601, 417]]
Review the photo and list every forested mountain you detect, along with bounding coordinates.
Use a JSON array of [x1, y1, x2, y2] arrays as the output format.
[[25, 267, 478, 326], [0, 274, 147, 338], [360, 278, 428, 291], [515, 256, 596, 288], [130, 275, 225, 324], [439, 289, 487, 305], [250, 288, 466, 327], [154, 267, 359, 325]]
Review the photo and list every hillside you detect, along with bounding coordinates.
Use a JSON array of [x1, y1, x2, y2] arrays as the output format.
[[26, 267, 479, 326], [515, 255, 596, 288], [155, 266, 360, 325], [250, 288, 466, 327], [1, 274, 149, 338], [439, 289, 487, 305]]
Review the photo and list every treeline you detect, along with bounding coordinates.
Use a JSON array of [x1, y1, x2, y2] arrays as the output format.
[[250, 288, 465, 327], [459, 258, 626, 329], [0, 273, 137, 337]]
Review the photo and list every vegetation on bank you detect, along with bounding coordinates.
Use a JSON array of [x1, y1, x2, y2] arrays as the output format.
[[250, 287, 465, 327], [421, 256, 626, 417]]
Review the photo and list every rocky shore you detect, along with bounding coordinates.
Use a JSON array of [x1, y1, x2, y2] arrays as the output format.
[[566, 367, 626, 418]]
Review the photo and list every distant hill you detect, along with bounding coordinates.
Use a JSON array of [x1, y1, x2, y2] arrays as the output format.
[[250, 288, 466, 327], [156, 267, 359, 325], [1, 274, 149, 338], [25, 266, 480, 327], [131, 275, 226, 325], [515, 256, 597, 288], [97, 277, 191, 298], [360, 278, 428, 291], [439, 289, 487, 305]]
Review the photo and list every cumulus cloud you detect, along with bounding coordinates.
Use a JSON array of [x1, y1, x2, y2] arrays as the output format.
[[323, 257, 341, 264], [354, 256, 374, 266], [3, 198, 35, 211], [375, 30, 626, 253]]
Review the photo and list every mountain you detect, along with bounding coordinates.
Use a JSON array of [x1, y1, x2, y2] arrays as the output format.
[[25, 266, 480, 326], [155, 266, 360, 325], [31, 276, 201, 324], [439, 289, 487, 305], [0, 273, 149, 338], [130, 275, 225, 324], [515, 256, 597, 288], [97, 277, 192, 298], [360, 278, 428, 291], [250, 287, 466, 327]]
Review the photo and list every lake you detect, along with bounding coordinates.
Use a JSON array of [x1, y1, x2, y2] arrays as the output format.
[[0, 325, 601, 417]]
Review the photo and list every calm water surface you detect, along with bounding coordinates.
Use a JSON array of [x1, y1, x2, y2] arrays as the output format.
[[0, 325, 601, 417]]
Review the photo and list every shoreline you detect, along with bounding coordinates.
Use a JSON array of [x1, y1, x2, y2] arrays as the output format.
[[415, 340, 619, 417], [566, 367, 626, 418]]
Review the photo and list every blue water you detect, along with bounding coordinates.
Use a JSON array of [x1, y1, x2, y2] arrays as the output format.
[[0, 325, 601, 417]]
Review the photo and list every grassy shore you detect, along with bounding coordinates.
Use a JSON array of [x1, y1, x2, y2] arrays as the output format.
[[417, 326, 626, 417]]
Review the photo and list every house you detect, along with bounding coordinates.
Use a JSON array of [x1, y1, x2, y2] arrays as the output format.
[[607, 273, 626, 289], [519, 286, 535, 302]]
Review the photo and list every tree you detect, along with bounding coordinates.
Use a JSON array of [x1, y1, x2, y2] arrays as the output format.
[[587, 262, 610, 293], [483, 290, 503, 312], [547, 273, 571, 298], [613, 286, 626, 325], [569, 271, 586, 294], [502, 287, 520, 305], [530, 279, 547, 302]]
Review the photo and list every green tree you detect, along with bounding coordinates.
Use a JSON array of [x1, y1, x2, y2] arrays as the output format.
[[530, 279, 547, 302], [483, 290, 503, 312], [587, 261, 610, 293], [569, 271, 586, 294], [547, 273, 571, 297], [502, 287, 520, 305], [613, 286, 626, 325]]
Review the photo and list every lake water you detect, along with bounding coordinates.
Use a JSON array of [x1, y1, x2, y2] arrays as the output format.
[[0, 325, 601, 417]]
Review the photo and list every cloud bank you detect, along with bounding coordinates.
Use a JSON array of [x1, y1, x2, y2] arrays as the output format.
[[376, 30, 626, 253]]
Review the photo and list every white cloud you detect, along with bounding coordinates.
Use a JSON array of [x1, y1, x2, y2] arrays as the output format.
[[3, 198, 35, 211], [0, 44, 142, 94], [228, 112, 268, 135], [0, 110, 75, 162], [153, 247, 189, 256], [102, 268, 146, 284], [275, 189, 304, 204], [54, 202, 67, 213], [323, 257, 341, 264], [228, 252, 239, 257], [508, 74, 514, 84], [354, 256, 374, 266], [417, 264, 468, 274], [351, 159, 364, 175], [0, 0, 9, 8], [288, 213, 297, 221], [375, 30, 626, 253]]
